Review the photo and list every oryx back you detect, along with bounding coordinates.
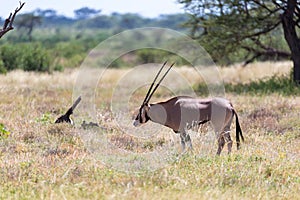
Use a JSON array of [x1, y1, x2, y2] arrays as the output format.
[[149, 96, 233, 133]]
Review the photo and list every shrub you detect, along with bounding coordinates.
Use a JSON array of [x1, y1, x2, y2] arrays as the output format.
[[137, 49, 169, 64], [195, 72, 300, 96], [0, 43, 51, 72], [53, 64, 64, 72], [0, 58, 7, 74], [20, 44, 51, 72], [55, 42, 85, 58], [224, 74, 300, 95], [0, 44, 21, 70], [0, 123, 10, 139]]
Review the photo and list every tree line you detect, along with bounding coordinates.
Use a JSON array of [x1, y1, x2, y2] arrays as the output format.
[[0, 6, 189, 73], [1, 1, 299, 85], [0, 8, 189, 31]]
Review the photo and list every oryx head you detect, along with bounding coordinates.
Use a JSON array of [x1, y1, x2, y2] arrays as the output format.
[[133, 61, 174, 127]]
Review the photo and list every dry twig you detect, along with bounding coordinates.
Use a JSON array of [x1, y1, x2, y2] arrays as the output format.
[[0, 1, 25, 38]]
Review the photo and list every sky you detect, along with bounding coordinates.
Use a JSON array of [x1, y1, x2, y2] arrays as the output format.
[[0, 0, 185, 19]]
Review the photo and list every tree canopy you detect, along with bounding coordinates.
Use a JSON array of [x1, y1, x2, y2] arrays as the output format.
[[179, 0, 300, 84], [74, 7, 101, 19]]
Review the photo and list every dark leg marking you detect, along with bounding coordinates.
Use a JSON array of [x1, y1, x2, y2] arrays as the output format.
[[217, 134, 225, 155]]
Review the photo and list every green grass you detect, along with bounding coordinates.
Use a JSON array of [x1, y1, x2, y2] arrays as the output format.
[[195, 73, 300, 96], [225, 74, 300, 95], [0, 67, 300, 199]]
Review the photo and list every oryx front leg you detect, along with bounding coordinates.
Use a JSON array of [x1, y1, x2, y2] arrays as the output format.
[[180, 131, 193, 152]]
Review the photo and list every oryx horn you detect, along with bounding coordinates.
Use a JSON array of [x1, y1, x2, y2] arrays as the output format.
[[144, 62, 175, 103], [142, 61, 167, 104]]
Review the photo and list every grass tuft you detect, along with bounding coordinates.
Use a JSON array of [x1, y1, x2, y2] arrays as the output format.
[[0, 123, 10, 139]]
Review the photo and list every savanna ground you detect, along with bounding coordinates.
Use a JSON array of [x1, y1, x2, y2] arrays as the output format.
[[0, 61, 300, 199]]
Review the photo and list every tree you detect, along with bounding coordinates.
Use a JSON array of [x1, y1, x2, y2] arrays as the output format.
[[74, 7, 101, 19], [178, 0, 300, 84], [15, 13, 42, 41], [35, 9, 57, 18], [118, 13, 144, 29], [156, 14, 189, 30], [0, 2, 25, 39]]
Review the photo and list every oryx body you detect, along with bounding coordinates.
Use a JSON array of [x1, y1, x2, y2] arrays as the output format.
[[133, 62, 244, 155]]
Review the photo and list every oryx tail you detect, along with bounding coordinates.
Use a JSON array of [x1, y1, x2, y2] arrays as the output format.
[[144, 62, 175, 104], [233, 109, 244, 150]]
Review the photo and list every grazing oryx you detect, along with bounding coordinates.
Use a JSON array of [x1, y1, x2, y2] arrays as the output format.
[[55, 96, 81, 125], [133, 62, 244, 155]]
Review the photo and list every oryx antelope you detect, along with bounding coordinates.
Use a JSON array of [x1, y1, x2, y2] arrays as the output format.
[[133, 62, 244, 155]]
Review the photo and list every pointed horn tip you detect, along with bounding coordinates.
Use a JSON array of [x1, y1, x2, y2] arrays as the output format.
[[76, 96, 82, 102], [145, 61, 175, 104], [142, 61, 168, 104]]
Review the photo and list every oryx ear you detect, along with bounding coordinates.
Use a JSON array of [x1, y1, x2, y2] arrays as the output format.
[[145, 104, 150, 110]]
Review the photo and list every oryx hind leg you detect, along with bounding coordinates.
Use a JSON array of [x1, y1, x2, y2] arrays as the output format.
[[215, 109, 234, 155], [216, 134, 225, 155], [222, 112, 234, 154], [223, 130, 233, 154], [216, 131, 232, 155], [180, 131, 193, 152]]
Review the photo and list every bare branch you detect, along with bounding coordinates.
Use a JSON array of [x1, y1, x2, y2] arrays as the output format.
[[242, 43, 291, 66], [0, 2, 25, 39], [243, 53, 261, 66], [271, 0, 286, 10], [252, 0, 273, 13], [243, 20, 281, 39], [2, 13, 12, 30], [294, 3, 300, 21], [296, 19, 300, 28]]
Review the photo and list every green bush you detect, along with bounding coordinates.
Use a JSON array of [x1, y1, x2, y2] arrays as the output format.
[[225, 74, 300, 95], [137, 49, 170, 63], [195, 72, 300, 96], [136, 49, 188, 65], [53, 64, 64, 72], [0, 123, 10, 139], [20, 44, 51, 72], [0, 59, 7, 74], [0, 44, 21, 71], [55, 42, 85, 58], [0, 43, 51, 72], [51, 42, 87, 68]]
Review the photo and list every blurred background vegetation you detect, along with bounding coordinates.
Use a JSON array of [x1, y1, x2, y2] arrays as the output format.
[[0, 6, 290, 73], [0, 9, 191, 73]]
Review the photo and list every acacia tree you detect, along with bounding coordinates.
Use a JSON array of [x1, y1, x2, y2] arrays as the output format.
[[15, 13, 42, 41], [178, 0, 300, 84], [0, 2, 25, 38], [74, 7, 101, 19]]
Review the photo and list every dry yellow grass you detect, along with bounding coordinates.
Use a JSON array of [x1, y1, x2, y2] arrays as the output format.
[[0, 61, 299, 199], [221, 61, 292, 83], [179, 61, 292, 85]]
